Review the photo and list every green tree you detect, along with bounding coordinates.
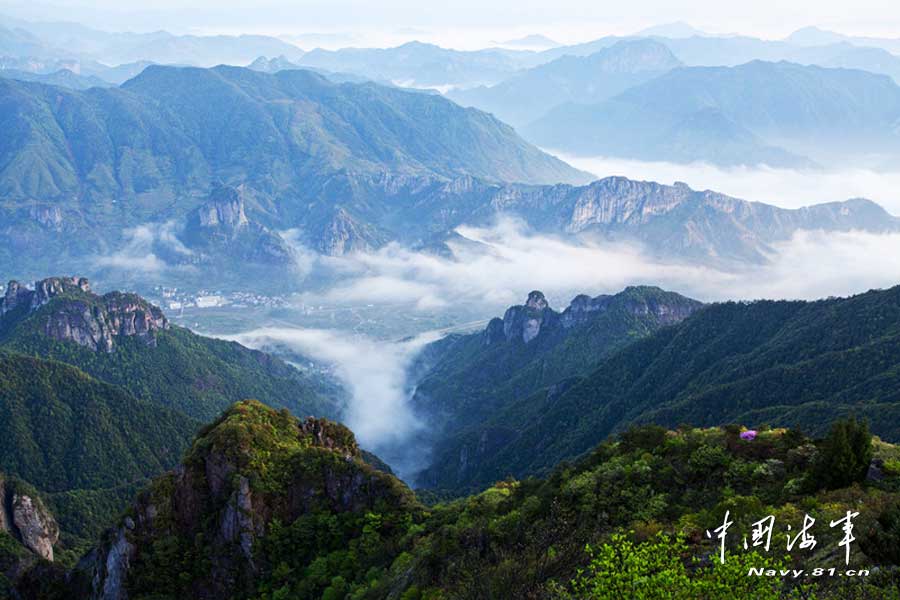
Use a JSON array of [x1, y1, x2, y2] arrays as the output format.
[[813, 417, 873, 490], [555, 533, 791, 600]]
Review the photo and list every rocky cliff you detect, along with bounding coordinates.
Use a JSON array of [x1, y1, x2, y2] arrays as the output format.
[[483, 286, 700, 347], [0, 476, 59, 562], [178, 184, 296, 265], [0, 277, 168, 352]]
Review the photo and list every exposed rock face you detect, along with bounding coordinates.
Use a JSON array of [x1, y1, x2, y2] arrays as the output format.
[[494, 290, 560, 344], [29, 205, 64, 231], [1, 276, 91, 317], [0, 278, 168, 352], [194, 185, 250, 230], [94, 528, 135, 600], [0, 476, 59, 562], [179, 184, 296, 265]]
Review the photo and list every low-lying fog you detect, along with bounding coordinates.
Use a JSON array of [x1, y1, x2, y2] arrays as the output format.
[[221, 217, 900, 480]]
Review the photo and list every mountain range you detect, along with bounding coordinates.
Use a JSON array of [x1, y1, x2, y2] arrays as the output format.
[[0, 16, 304, 67], [0, 67, 111, 89], [5, 63, 899, 277], [447, 39, 683, 127], [409, 287, 702, 457], [0, 64, 584, 271], [292, 41, 532, 88], [2, 63, 898, 276], [525, 60, 900, 167], [0, 276, 899, 598], [413, 283, 900, 492]]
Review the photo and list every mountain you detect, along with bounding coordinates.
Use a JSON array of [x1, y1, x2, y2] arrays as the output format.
[[417, 283, 900, 492], [0, 349, 197, 556], [635, 21, 711, 38], [659, 36, 900, 83], [0, 277, 339, 421], [448, 39, 682, 127], [444, 176, 898, 265], [246, 55, 371, 84], [294, 41, 536, 88], [13, 401, 899, 599], [496, 34, 560, 50], [409, 287, 702, 448], [535, 34, 900, 85], [0, 68, 111, 89], [0, 17, 305, 67], [525, 60, 900, 167], [85, 400, 419, 600], [787, 26, 900, 55], [0, 57, 156, 85], [0, 276, 346, 554], [0, 64, 585, 269], [0, 24, 49, 57]]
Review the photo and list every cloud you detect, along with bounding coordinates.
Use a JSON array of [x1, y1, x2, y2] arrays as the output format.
[[551, 152, 900, 214], [294, 218, 900, 313], [226, 326, 442, 479], [223, 221, 900, 480], [93, 221, 191, 273]]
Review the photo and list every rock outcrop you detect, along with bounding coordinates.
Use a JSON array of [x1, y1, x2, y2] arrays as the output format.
[[1, 276, 91, 317], [484, 286, 700, 346], [316, 207, 381, 256], [0, 277, 168, 352], [0, 476, 59, 562]]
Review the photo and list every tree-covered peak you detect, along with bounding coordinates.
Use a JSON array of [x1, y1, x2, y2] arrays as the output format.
[[186, 400, 361, 483]]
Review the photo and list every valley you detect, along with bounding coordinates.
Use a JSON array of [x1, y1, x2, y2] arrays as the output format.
[[2, 8, 900, 599]]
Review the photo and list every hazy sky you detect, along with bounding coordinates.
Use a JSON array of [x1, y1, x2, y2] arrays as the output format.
[[3, 0, 900, 48]]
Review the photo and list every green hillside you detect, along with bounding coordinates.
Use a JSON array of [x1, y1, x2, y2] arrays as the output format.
[[419, 284, 900, 492], [0, 352, 195, 493], [411, 286, 702, 439], [0, 277, 340, 421], [19, 402, 899, 599]]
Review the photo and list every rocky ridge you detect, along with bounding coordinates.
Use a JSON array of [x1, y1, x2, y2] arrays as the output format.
[[484, 286, 700, 346], [0, 277, 168, 352]]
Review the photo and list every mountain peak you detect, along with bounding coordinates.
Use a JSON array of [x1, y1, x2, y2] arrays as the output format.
[[90, 400, 416, 598], [1, 276, 91, 317], [525, 290, 548, 310], [585, 39, 683, 73]]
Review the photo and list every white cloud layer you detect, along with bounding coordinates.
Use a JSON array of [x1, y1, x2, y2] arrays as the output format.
[[553, 153, 900, 214], [300, 218, 900, 311], [93, 221, 190, 273]]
